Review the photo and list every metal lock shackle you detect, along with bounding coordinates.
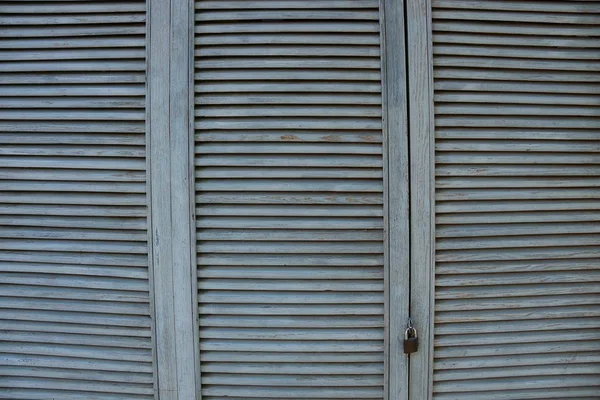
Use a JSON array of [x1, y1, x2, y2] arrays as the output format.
[[404, 326, 418, 340]]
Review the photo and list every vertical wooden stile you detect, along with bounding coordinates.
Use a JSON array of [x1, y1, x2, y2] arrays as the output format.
[[406, 0, 435, 399], [148, 0, 200, 398], [381, 0, 410, 399]]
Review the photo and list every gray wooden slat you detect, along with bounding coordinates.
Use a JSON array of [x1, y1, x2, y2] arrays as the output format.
[[196, 58, 381, 70], [433, 32, 600, 47], [0, 389, 152, 400], [195, 20, 380, 34], [196, 167, 383, 179], [1, 319, 151, 337], [433, 20, 600, 36], [435, 92, 600, 106], [199, 350, 384, 362], [0, 121, 145, 133], [0, 262, 147, 279], [433, 0, 600, 13], [196, 70, 382, 81], [0, 226, 147, 240], [202, 386, 383, 398], [200, 338, 384, 352], [435, 80, 600, 94], [435, 68, 600, 82], [0, 85, 145, 95], [197, 93, 381, 105], [435, 328, 600, 346], [436, 128, 600, 141], [0, 204, 145, 217], [434, 56, 600, 71], [0, 60, 145, 72], [434, 45, 600, 60], [195, 105, 382, 117], [0, 366, 152, 383], [196, 45, 381, 57], [196, 33, 380, 45], [0, 2, 145, 13], [199, 266, 383, 279], [437, 294, 600, 311], [196, 216, 382, 229], [0, 378, 153, 395], [436, 177, 600, 188], [195, 81, 381, 92], [200, 290, 383, 304], [197, 204, 383, 216], [433, 9, 600, 24], [0, 15, 146, 25], [0, 25, 146, 38], [0, 109, 145, 120], [0, 37, 145, 49], [195, 10, 380, 21], [0, 98, 144, 109], [0, 169, 145, 182], [196, 192, 383, 205], [0, 73, 144, 84], [197, 229, 383, 240], [436, 104, 599, 116], [196, 0, 379, 9], [196, 131, 382, 143]]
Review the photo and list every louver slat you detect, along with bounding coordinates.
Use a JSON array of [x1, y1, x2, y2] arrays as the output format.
[[194, 0, 385, 398], [432, 1, 600, 399], [0, 2, 153, 399]]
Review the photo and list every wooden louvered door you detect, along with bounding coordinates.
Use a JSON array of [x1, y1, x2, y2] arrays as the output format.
[[0, 0, 413, 399], [192, 0, 410, 399], [0, 1, 154, 399], [406, 1, 600, 399]]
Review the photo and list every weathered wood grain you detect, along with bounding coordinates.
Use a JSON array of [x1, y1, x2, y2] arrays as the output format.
[[147, 0, 200, 398], [380, 0, 410, 399], [406, 0, 435, 399]]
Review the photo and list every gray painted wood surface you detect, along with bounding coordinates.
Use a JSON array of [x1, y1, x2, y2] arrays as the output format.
[[406, 0, 435, 399], [430, 1, 600, 399], [380, 0, 410, 399], [193, 0, 408, 398], [0, 1, 154, 399], [148, 0, 200, 398]]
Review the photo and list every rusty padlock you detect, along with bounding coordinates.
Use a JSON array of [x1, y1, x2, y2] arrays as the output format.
[[403, 319, 418, 354]]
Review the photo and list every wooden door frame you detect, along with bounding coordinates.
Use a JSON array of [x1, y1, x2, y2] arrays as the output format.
[[406, 0, 436, 399]]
